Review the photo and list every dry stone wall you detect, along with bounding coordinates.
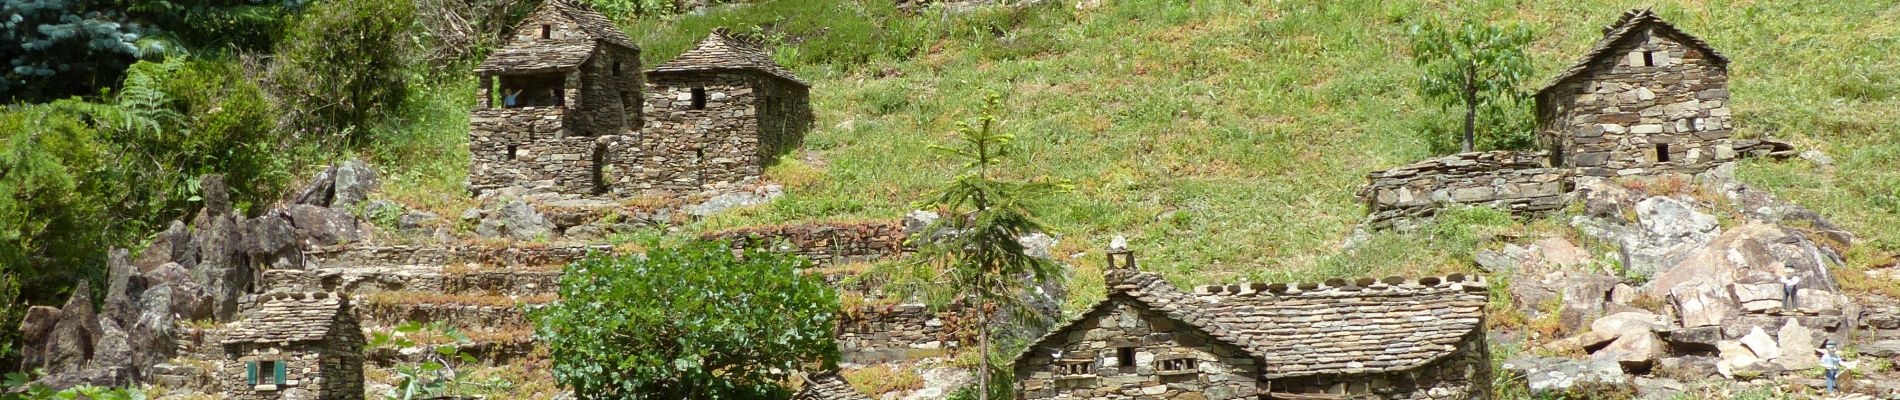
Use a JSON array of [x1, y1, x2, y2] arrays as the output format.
[[1264, 332, 1490, 399], [702, 221, 909, 267], [303, 245, 608, 270], [837, 304, 964, 364], [1540, 28, 1733, 177], [1358, 151, 1570, 229], [639, 73, 764, 191]]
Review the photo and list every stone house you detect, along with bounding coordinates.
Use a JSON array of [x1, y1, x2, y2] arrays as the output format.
[[470, 0, 643, 195], [1536, 9, 1734, 177], [1013, 251, 1490, 399], [220, 291, 365, 400], [641, 28, 814, 191]]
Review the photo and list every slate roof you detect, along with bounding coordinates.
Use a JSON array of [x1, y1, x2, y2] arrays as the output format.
[[1536, 9, 1730, 99], [474, 0, 636, 74], [223, 291, 350, 345], [649, 28, 807, 86], [795, 373, 871, 400], [1014, 269, 1488, 379]]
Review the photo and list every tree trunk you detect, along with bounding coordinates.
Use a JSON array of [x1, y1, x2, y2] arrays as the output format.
[[979, 309, 990, 400], [1462, 67, 1478, 153]]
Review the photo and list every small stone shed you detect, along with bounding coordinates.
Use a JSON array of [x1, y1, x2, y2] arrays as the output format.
[[641, 28, 813, 191], [470, 0, 643, 195], [1536, 9, 1734, 177], [220, 291, 365, 400], [1013, 252, 1490, 399]]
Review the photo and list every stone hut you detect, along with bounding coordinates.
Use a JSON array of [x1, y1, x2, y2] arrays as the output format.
[[1013, 251, 1490, 399], [469, 0, 642, 195], [794, 373, 872, 400], [1535, 9, 1733, 177], [641, 28, 813, 191], [219, 291, 365, 400]]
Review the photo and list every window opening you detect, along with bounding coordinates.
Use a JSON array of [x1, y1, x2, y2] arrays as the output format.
[[540, 25, 552, 39], [1116, 347, 1136, 367], [1641, 51, 1655, 66], [499, 74, 564, 108], [1157, 358, 1199, 373], [1656, 143, 1671, 162], [690, 87, 708, 110], [1057, 360, 1094, 376], [507, 144, 519, 160], [612, 60, 622, 77]]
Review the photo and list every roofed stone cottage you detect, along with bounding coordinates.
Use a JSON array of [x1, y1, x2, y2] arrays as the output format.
[[470, 0, 643, 195], [220, 291, 365, 400], [1535, 9, 1733, 177], [641, 28, 814, 191], [1013, 251, 1490, 399]]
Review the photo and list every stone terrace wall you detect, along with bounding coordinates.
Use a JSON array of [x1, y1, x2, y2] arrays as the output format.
[[1540, 28, 1733, 177], [302, 245, 609, 269], [702, 221, 908, 267], [838, 304, 965, 364], [1357, 151, 1570, 229]]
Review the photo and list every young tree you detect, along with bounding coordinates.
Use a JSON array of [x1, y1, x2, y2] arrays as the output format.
[[1408, 17, 1534, 153], [531, 241, 840, 399], [879, 92, 1067, 399]]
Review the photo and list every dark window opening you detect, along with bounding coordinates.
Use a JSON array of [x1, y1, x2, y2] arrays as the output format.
[[507, 144, 519, 160], [1656, 143, 1671, 162], [498, 74, 565, 108], [540, 25, 552, 39], [612, 60, 622, 77], [1641, 51, 1655, 67], [690, 87, 708, 110], [591, 143, 608, 195], [1116, 347, 1135, 367]]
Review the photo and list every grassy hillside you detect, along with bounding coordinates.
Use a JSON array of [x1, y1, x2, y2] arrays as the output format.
[[375, 0, 1899, 309]]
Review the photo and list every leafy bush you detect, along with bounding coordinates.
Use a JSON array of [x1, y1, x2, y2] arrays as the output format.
[[532, 241, 840, 399], [267, 0, 416, 143]]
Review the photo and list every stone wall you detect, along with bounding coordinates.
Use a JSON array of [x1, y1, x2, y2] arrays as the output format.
[[1265, 332, 1490, 400], [469, 106, 618, 195], [219, 328, 362, 400], [266, 268, 563, 298], [1358, 151, 1570, 229], [702, 221, 908, 267], [302, 245, 609, 270], [837, 304, 964, 364], [1014, 299, 1264, 400], [1539, 27, 1733, 177]]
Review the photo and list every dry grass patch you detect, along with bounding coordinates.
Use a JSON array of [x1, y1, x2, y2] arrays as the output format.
[[842, 364, 925, 395]]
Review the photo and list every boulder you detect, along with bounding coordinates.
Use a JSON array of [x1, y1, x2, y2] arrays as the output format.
[[45, 283, 100, 375], [1731, 283, 1784, 312], [92, 319, 135, 374], [1622, 196, 1721, 277], [1861, 339, 1900, 358], [1587, 312, 1669, 371], [199, 174, 232, 219], [1661, 326, 1723, 353], [18, 306, 62, 372], [1714, 340, 1759, 378], [1738, 326, 1779, 361], [100, 248, 146, 328], [243, 212, 301, 269], [1632, 377, 1685, 400], [1558, 272, 1623, 332], [130, 284, 179, 376], [683, 184, 784, 217], [1772, 319, 1818, 370], [1592, 311, 1667, 336], [1502, 357, 1628, 395], [27, 367, 133, 391], [288, 204, 364, 247], [332, 159, 381, 207], [398, 210, 441, 233], [477, 200, 554, 241], [1649, 222, 1844, 327], [1655, 356, 1719, 380], [1671, 284, 1736, 328], [293, 166, 338, 207], [133, 221, 195, 273]]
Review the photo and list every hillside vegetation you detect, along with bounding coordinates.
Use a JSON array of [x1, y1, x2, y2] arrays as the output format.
[[587, 0, 1900, 306]]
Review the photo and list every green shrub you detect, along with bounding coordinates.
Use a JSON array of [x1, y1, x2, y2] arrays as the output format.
[[268, 0, 416, 144], [532, 241, 840, 398]]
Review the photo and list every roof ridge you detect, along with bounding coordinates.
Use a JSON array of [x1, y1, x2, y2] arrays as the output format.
[[1535, 9, 1729, 99], [649, 28, 808, 86], [1191, 274, 1490, 297]]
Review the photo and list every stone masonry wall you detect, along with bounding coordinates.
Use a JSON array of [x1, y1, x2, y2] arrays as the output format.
[[1014, 299, 1263, 400], [1541, 27, 1733, 177], [837, 304, 964, 364], [639, 72, 766, 191], [1265, 332, 1490, 400], [702, 221, 908, 267], [752, 77, 813, 163], [1358, 151, 1570, 229], [570, 46, 643, 138], [469, 106, 615, 194]]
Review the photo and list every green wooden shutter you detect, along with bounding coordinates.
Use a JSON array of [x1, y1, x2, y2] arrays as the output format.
[[274, 361, 287, 385], [246, 362, 257, 385]]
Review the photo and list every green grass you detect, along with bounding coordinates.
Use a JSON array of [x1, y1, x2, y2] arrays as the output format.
[[374, 0, 1900, 305]]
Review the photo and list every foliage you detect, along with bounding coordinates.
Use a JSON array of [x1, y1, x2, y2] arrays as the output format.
[[1407, 15, 1535, 153], [267, 0, 416, 144], [3, 372, 148, 400], [127, 0, 307, 55], [874, 92, 1066, 399], [532, 242, 839, 399], [0, 1, 150, 103], [368, 321, 493, 400], [625, 0, 937, 68]]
